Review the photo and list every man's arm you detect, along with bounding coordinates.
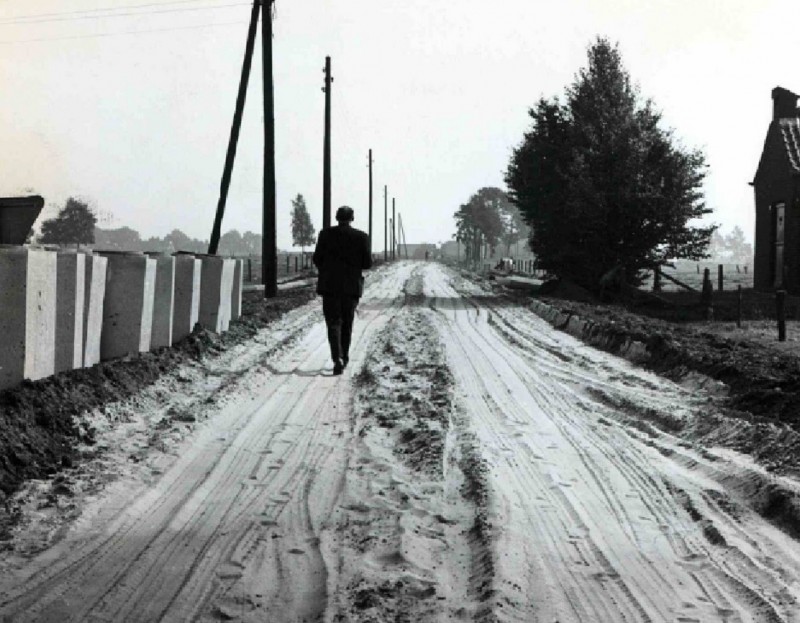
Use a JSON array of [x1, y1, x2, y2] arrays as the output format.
[[313, 231, 326, 268], [361, 231, 372, 269]]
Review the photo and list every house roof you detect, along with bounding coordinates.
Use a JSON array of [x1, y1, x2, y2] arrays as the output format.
[[779, 118, 800, 174]]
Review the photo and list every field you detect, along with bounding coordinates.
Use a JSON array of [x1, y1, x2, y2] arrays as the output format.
[[233, 253, 314, 283], [640, 259, 753, 292]]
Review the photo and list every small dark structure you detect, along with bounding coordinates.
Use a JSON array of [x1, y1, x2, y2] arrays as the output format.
[[0, 196, 44, 245], [752, 87, 800, 292]]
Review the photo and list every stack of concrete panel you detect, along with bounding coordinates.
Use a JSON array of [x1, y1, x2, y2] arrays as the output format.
[[0, 246, 57, 390], [231, 258, 243, 321], [198, 256, 235, 333], [82, 254, 108, 367], [54, 251, 86, 373], [145, 253, 176, 349], [99, 252, 156, 360], [172, 254, 201, 342]]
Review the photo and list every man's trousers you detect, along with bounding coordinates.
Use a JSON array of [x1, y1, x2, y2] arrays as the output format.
[[322, 295, 359, 363]]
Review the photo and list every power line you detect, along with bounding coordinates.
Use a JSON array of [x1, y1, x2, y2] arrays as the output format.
[[0, 19, 248, 44], [0, 0, 232, 21], [0, 1, 250, 26]]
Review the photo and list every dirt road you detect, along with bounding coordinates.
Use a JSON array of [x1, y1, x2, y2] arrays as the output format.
[[2, 262, 800, 622]]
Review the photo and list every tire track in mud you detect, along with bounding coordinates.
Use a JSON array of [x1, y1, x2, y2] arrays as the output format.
[[422, 263, 800, 623], [0, 263, 416, 623], [329, 265, 498, 622]]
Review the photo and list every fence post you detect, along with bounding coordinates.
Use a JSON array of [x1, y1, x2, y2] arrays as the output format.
[[701, 268, 713, 320], [718, 264, 723, 291], [777, 290, 786, 342], [294, 256, 298, 272], [285, 255, 289, 273], [697, 264, 700, 274], [652, 267, 661, 293], [247, 258, 253, 282], [737, 285, 742, 329]]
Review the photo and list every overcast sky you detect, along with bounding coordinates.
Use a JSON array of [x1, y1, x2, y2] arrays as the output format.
[[1, 0, 796, 251]]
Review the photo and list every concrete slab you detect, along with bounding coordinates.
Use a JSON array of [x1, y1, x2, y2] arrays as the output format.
[[83, 254, 107, 367], [172, 254, 201, 343], [99, 252, 156, 360], [198, 256, 235, 333], [54, 251, 86, 373], [146, 253, 175, 349], [0, 246, 57, 390], [231, 259, 243, 321]]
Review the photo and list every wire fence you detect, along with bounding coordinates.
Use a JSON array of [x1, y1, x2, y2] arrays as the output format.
[[233, 253, 314, 284]]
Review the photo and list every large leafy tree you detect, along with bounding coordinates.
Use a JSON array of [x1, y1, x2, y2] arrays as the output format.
[[506, 38, 714, 290], [39, 197, 97, 247], [290, 194, 315, 254]]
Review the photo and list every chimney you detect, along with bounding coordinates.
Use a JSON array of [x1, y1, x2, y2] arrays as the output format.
[[772, 86, 799, 120]]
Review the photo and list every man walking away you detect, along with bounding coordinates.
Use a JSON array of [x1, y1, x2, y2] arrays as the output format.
[[313, 206, 372, 375]]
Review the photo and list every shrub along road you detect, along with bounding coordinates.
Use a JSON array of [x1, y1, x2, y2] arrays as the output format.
[[1, 262, 799, 622]]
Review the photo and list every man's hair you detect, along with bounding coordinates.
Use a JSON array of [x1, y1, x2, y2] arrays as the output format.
[[335, 206, 354, 222]]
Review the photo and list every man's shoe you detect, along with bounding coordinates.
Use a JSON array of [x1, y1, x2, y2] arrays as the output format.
[[333, 360, 344, 376]]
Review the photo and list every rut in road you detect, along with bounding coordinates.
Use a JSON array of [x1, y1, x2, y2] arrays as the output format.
[[422, 262, 800, 623], [0, 264, 414, 622]]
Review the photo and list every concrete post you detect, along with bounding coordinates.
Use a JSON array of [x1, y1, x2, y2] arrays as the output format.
[[0, 246, 57, 389], [198, 256, 235, 333], [54, 251, 86, 373], [172, 254, 201, 343], [82, 254, 107, 367], [98, 252, 156, 360], [231, 259, 243, 321], [146, 253, 176, 349]]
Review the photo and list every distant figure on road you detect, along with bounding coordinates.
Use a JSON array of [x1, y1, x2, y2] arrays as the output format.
[[313, 206, 372, 375]]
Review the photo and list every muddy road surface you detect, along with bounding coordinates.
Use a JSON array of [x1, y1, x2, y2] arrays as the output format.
[[2, 262, 800, 622]]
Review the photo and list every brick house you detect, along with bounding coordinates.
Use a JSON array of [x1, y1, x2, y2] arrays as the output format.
[[752, 86, 800, 291]]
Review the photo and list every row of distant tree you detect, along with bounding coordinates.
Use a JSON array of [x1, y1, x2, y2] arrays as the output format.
[[29, 193, 318, 255], [453, 187, 529, 260]]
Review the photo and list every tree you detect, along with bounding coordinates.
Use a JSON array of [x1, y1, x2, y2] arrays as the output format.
[[506, 38, 714, 291], [39, 197, 97, 247], [454, 187, 507, 264], [725, 226, 753, 264], [290, 194, 315, 254], [219, 229, 245, 255], [93, 226, 143, 251]]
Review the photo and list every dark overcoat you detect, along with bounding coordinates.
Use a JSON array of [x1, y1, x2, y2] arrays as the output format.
[[312, 224, 372, 297]]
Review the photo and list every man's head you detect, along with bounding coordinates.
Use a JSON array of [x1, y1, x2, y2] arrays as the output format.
[[335, 206, 354, 223]]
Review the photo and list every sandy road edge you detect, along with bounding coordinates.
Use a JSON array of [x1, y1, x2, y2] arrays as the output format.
[[508, 292, 800, 545]]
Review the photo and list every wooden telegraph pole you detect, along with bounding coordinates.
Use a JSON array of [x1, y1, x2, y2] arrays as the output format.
[[322, 56, 332, 230], [383, 185, 388, 261], [368, 149, 373, 253], [262, 0, 277, 297], [208, 0, 261, 254], [392, 198, 396, 260]]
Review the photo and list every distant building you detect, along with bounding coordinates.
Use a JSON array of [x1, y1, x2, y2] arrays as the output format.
[[752, 86, 800, 292], [396, 243, 438, 259]]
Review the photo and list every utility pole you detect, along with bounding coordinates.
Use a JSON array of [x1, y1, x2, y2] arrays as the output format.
[[322, 56, 332, 230], [398, 213, 408, 259], [383, 185, 388, 261], [262, 0, 277, 297], [208, 0, 261, 254], [368, 149, 373, 254], [392, 198, 396, 260]]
